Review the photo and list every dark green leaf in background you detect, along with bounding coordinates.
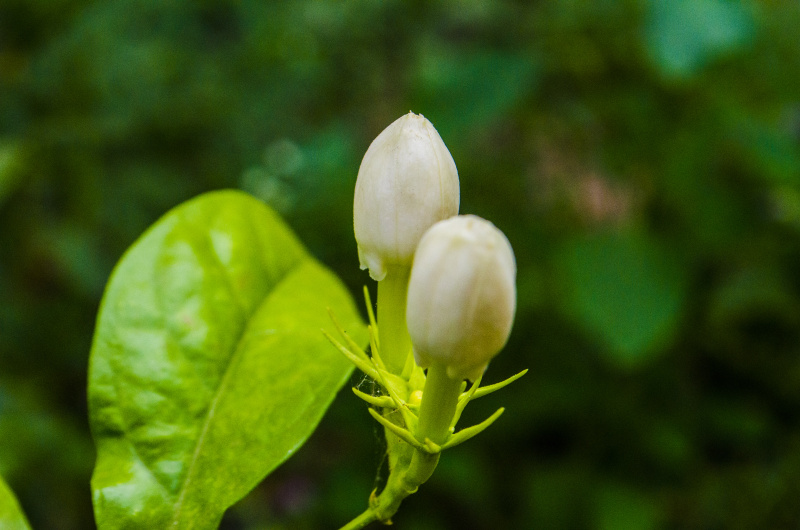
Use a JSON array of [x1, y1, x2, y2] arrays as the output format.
[[645, 0, 755, 80], [413, 46, 539, 138], [0, 475, 31, 530], [556, 232, 687, 368], [88, 191, 366, 529]]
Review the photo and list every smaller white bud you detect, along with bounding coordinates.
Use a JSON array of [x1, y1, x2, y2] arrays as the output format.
[[354, 112, 459, 281], [406, 215, 516, 380]]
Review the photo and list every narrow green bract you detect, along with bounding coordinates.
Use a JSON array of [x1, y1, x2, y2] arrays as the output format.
[[88, 190, 366, 529], [0, 475, 31, 530]]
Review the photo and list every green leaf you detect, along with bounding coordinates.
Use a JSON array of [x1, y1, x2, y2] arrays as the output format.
[[645, 0, 754, 80], [413, 45, 539, 137], [556, 232, 687, 368], [0, 475, 31, 530], [88, 190, 366, 529]]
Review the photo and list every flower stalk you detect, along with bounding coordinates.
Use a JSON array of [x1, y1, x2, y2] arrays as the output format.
[[414, 363, 462, 446], [376, 265, 412, 375]]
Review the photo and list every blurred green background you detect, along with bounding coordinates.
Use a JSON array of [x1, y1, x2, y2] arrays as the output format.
[[2, 0, 800, 528]]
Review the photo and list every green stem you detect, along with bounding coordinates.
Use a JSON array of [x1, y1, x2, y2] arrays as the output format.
[[360, 364, 464, 524], [415, 363, 462, 446], [402, 363, 462, 486], [339, 508, 377, 530], [377, 265, 412, 375], [405, 450, 440, 491]]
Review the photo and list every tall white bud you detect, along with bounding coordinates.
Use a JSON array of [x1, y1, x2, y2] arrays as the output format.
[[406, 215, 516, 380], [354, 112, 459, 281]]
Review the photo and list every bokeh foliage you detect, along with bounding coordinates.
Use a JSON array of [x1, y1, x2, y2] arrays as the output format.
[[1, 0, 800, 528]]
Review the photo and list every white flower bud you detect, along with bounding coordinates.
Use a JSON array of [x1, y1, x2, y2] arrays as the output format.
[[406, 215, 516, 380], [354, 112, 459, 281]]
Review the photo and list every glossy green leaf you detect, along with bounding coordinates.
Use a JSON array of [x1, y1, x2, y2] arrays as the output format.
[[88, 190, 366, 529], [0, 475, 31, 530]]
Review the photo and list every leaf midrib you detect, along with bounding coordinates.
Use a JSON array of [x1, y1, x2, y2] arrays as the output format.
[[168, 234, 305, 527]]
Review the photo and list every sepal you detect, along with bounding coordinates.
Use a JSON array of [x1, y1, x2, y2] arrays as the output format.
[[368, 408, 434, 454], [470, 369, 528, 400], [440, 408, 505, 451], [451, 375, 483, 429], [323, 329, 378, 381], [352, 387, 395, 408]]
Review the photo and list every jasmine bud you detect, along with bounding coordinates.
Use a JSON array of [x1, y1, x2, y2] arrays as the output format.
[[406, 215, 516, 380], [354, 112, 459, 281]]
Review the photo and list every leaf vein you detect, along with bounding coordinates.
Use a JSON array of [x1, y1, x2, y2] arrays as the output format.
[[169, 259, 307, 527]]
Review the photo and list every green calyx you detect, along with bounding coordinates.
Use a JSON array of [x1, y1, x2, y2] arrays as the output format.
[[327, 287, 526, 528]]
